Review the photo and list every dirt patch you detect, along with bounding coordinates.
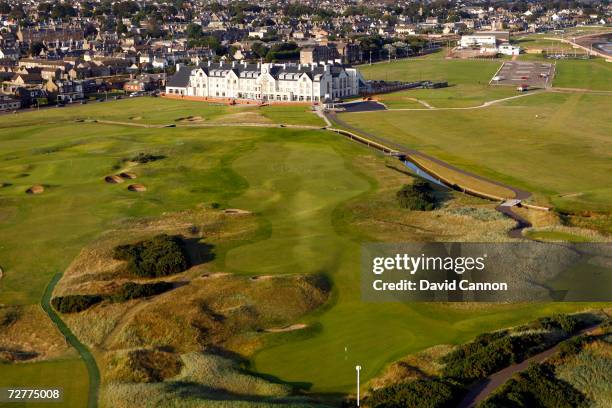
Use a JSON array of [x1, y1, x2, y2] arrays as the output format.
[[26, 185, 44, 194], [210, 110, 272, 124], [0, 266, 3, 280], [264, 323, 307, 333], [105, 175, 124, 184], [128, 184, 146, 192], [176, 115, 203, 123], [223, 208, 251, 215], [250, 275, 275, 281], [119, 172, 137, 180]]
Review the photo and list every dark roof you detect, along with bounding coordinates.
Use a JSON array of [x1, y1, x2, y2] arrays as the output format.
[[167, 61, 353, 87], [166, 67, 190, 87]]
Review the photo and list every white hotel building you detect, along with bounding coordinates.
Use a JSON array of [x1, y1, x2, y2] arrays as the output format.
[[165, 61, 364, 103]]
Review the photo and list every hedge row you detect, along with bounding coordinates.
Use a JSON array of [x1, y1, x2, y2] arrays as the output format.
[[51, 294, 104, 313], [111, 281, 174, 302], [52, 281, 174, 313]]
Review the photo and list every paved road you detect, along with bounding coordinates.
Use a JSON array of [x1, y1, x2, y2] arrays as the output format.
[[336, 100, 387, 112], [457, 322, 602, 408]]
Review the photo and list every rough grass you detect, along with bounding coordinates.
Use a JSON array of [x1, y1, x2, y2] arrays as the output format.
[[340, 91, 612, 216], [102, 352, 329, 408], [0, 305, 73, 362]]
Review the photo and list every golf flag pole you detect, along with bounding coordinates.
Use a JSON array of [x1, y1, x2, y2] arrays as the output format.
[[356, 365, 361, 406]]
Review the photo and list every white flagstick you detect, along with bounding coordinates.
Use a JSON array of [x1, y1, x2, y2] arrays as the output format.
[[356, 365, 362, 407]]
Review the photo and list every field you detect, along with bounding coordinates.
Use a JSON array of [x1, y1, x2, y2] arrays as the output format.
[[552, 58, 612, 91], [358, 52, 517, 108], [341, 60, 612, 215], [0, 97, 606, 404]]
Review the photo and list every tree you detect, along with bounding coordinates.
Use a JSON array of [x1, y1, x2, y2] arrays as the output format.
[[116, 20, 128, 35], [9, 5, 26, 20], [29, 42, 46, 57], [186, 23, 203, 39], [396, 180, 437, 211], [0, 2, 10, 15], [113, 234, 190, 278], [84, 24, 98, 38]]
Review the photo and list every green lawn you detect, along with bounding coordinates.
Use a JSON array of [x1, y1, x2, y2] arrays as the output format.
[[553, 58, 612, 91], [359, 53, 516, 108], [340, 91, 611, 213], [0, 358, 89, 408], [5, 97, 324, 127], [0, 98, 604, 400]]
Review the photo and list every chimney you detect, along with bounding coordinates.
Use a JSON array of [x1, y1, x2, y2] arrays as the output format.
[[232, 61, 236, 67], [207, 60, 211, 67]]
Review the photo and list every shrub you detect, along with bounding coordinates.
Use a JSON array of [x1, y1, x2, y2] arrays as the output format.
[[51, 295, 104, 313], [368, 378, 464, 408], [537, 314, 580, 334], [396, 180, 436, 211], [128, 153, 165, 163], [113, 234, 190, 277], [112, 281, 174, 302], [478, 363, 588, 408], [442, 332, 549, 381]]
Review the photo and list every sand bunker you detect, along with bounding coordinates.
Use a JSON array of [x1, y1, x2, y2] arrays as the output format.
[[0, 266, 3, 280], [250, 275, 275, 281], [26, 185, 44, 194], [200, 272, 231, 279], [105, 175, 124, 184], [119, 172, 137, 180], [224, 208, 251, 215], [264, 324, 307, 333], [127, 184, 146, 192]]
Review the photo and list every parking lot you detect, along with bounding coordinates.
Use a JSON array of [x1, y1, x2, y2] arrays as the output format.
[[490, 61, 555, 88]]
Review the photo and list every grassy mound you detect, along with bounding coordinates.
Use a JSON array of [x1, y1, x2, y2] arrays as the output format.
[[108, 348, 183, 383]]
